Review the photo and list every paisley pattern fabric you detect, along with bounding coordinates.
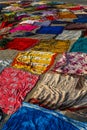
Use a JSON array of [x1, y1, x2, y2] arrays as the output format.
[[53, 52, 87, 75], [31, 39, 71, 53], [0, 67, 39, 114], [2, 102, 87, 130], [12, 50, 57, 74], [29, 72, 87, 111]]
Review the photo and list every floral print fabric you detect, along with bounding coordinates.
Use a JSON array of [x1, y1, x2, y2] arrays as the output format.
[[0, 67, 39, 114], [12, 50, 57, 74], [53, 52, 87, 75]]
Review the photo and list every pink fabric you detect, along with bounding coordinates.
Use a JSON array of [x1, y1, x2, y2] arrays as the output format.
[[10, 24, 38, 33], [0, 67, 39, 114], [53, 52, 87, 75]]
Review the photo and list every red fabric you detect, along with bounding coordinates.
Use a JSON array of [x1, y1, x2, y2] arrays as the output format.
[[0, 67, 39, 114], [0, 21, 13, 29], [45, 16, 56, 21], [68, 6, 84, 11], [6, 38, 39, 51]]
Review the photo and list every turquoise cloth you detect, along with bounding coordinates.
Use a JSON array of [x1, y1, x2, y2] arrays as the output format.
[[2, 102, 87, 130], [70, 38, 87, 53]]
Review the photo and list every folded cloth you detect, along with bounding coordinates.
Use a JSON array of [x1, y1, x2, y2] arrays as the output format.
[[0, 67, 39, 114], [36, 26, 64, 34], [65, 23, 87, 30], [2, 102, 87, 130], [31, 39, 71, 53], [6, 38, 39, 51], [53, 52, 87, 75], [70, 37, 87, 53], [12, 50, 57, 75], [56, 30, 82, 41], [29, 72, 87, 111]]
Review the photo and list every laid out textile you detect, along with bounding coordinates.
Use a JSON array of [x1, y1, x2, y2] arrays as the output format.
[[2, 102, 87, 130], [73, 17, 87, 23], [0, 49, 19, 60], [0, 109, 3, 122], [36, 26, 64, 34], [70, 37, 87, 53], [65, 23, 87, 30], [31, 39, 71, 53], [28, 34, 56, 39], [34, 20, 51, 26], [58, 11, 77, 19], [10, 24, 38, 33], [29, 72, 87, 110], [19, 20, 38, 25], [53, 52, 87, 75], [0, 59, 12, 72], [56, 30, 82, 41], [0, 67, 39, 114], [12, 50, 57, 74], [0, 38, 11, 49], [6, 38, 39, 51]]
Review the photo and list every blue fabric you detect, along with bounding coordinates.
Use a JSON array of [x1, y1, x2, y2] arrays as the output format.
[[70, 37, 87, 53], [36, 26, 64, 34], [2, 103, 87, 130], [73, 17, 87, 23], [51, 20, 72, 24]]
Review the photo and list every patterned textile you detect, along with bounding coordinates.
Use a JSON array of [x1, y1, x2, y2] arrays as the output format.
[[36, 26, 64, 34], [70, 38, 87, 53], [6, 38, 39, 51], [58, 11, 77, 19], [0, 67, 39, 114], [2, 102, 87, 130], [31, 39, 71, 53], [56, 30, 82, 41], [73, 17, 87, 23], [12, 51, 57, 74], [53, 52, 87, 75], [29, 72, 87, 111]]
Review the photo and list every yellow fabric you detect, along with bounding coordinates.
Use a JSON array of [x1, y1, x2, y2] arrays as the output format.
[[31, 39, 71, 53], [58, 11, 77, 19], [12, 50, 56, 74]]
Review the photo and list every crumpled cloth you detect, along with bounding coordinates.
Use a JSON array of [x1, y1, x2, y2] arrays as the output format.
[[0, 67, 39, 114], [12, 50, 57, 74], [2, 102, 87, 130]]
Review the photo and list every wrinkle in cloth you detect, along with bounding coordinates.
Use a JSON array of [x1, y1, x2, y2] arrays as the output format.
[[36, 26, 64, 34], [65, 23, 87, 30], [29, 72, 87, 111], [12, 50, 57, 75], [70, 37, 87, 53], [0, 67, 39, 114], [2, 102, 87, 130], [5, 38, 39, 51], [31, 39, 71, 53], [53, 52, 87, 75]]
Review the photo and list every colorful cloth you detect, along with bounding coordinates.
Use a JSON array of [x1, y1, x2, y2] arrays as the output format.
[[53, 52, 87, 75], [31, 39, 71, 53], [56, 30, 82, 41], [70, 38, 87, 53], [29, 72, 87, 111], [58, 11, 77, 19], [65, 23, 87, 30], [2, 102, 87, 130], [6, 38, 39, 51], [73, 17, 87, 23], [36, 26, 64, 34], [10, 24, 38, 33], [12, 50, 57, 75], [0, 67, 39, 114]]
